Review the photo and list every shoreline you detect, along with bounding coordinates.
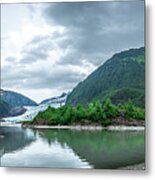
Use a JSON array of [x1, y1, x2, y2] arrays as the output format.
[[1, 122, 145, 131], [22, 124, 145, 131], [119, 163, 145, 170]]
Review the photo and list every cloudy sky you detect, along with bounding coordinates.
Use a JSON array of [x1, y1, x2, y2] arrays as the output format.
[[1, 0, 144, 103]]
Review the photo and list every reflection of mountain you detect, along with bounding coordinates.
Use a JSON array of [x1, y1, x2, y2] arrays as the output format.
[[0, 126, 36, 156], [38, 129, 145, 169]]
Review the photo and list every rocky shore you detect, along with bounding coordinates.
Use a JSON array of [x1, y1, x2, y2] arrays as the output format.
[[119, 163, 145, 170]]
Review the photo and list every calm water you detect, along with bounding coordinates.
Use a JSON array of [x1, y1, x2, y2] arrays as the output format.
[[0, 126, 145, 169]]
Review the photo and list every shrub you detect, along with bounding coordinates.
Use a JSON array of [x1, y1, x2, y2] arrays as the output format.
[[123, 100, 144, 120], [101, 119, 112, 127], [103, 98, 118, 118], [25, 98, 144, 126]]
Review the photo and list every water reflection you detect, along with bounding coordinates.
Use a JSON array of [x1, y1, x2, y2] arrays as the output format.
[[38, 129, 145, 169], [0, 126, 145, 169], [0, 126, 36, 155]]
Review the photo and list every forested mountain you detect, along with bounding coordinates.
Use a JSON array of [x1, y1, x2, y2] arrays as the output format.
[[66, 47, 144, 107], [1, 89, 37, 107]]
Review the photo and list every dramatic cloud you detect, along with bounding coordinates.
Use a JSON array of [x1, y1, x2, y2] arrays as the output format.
[[43, 1, 144, 65], [5, 56, 17, 63], [2, 61, 89, 94], [1, 1, 144, 102]]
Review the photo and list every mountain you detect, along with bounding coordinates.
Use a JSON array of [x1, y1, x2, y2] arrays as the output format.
[[0, 100, 11, 118], [40, 92, 68, 105], [0, 100, 26, 118], [4, 93, 68, 123], [66, 47, 144, 107], [0, 89, 37, 107], [3, 92, 68, 122]]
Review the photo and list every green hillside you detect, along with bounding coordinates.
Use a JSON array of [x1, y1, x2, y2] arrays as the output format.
[[66, 47, 144, 107]]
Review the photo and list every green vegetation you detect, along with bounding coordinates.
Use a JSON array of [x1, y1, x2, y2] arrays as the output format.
[[122, 100, 145, 120], [66, 47, 144, 107], [23, 98, 145, 127], [38, 129, 144, 169], [99, 88, 145, 108]]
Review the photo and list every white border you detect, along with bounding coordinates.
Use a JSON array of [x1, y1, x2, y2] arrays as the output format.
[[1, 0, 155, 179]]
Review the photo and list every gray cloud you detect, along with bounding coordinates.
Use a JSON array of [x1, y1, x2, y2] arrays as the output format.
[[5, 56, 17, 62], [21, 47, 48, 63], [26, 69, 85, 90], [43, 1, 144, 66], [20, 32, 68, 64], [20, 35, 53, 63], [2, 62, 85, 90], [2, 1, 144, 100]]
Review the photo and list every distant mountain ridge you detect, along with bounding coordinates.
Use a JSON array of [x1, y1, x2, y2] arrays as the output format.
[[40, 92, 68, 105], [0, 100, 26, 118], [1, 89, 37, 107], [3, 92, 69, 122], [66, 47, 144, 107]]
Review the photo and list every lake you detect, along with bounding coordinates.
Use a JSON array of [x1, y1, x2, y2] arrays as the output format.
[[0, 126, 145, 169]]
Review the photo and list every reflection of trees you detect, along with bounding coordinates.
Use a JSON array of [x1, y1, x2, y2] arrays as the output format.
[[38, 129, 145, 169], [0, 126, 36, 157]]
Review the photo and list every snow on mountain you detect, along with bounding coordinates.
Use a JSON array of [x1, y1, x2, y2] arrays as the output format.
[[40, 92, 67, 105], [4, 92, 68, 123]]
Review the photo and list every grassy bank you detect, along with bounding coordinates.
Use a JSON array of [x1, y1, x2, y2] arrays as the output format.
[[23, 98, 145, 127]]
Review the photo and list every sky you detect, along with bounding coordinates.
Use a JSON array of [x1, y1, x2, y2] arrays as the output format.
[[1, 1, 144, 103]]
